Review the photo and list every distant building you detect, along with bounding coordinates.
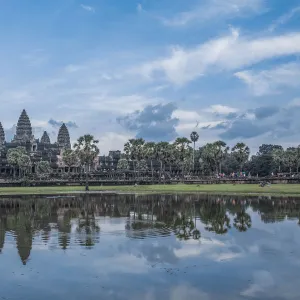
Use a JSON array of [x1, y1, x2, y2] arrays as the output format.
[[0, 109, 72, 176]]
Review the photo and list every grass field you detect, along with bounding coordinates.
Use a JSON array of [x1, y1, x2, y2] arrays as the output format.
[[0, 183, 300, 196]]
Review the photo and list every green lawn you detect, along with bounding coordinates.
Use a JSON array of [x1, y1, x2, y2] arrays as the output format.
[[0, 183, 300, 196]]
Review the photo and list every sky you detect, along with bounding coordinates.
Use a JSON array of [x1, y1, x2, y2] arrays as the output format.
[[0, 0, 300, 154]]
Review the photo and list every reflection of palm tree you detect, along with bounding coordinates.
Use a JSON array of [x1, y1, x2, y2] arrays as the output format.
[[233, 209, 252, 232], [57, 212, 72, 250], [0, 218, 6, 253], [173, 215, 195, 240], [192, 229, 201, 240], [199, 202, 231, 235], [76, 215, 100, 248]]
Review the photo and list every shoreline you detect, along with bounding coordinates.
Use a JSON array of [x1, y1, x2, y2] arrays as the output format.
[[0, 184, 300, 197]]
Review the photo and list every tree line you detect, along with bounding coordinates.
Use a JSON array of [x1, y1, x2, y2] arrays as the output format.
[[4, 131, 300, 183], [118, 132, 300, 177]]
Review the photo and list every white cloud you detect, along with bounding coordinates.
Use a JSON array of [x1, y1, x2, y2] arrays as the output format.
[[203, 105, 238, 115], [80, 4, 95, 13], [235, 62, 300, 96], [268, 6, 300, 32], [161, 0, 265, 27], [138, 29, 300, 85], [97, 132, 132, 154], [137, 3, 143, 13]]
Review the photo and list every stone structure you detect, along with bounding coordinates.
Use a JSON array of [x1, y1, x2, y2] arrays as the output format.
[[57, 123, 71, 150], [12, 109, 34, 143], [0, 122, 5, 148], [98, 150, 121, 170], [41, 131, 51, 144], [0, 110, 73, 176]]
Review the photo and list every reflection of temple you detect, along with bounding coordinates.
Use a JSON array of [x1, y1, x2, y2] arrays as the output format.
[[0, 109, 73, 175], [0, 194, 300, 264]]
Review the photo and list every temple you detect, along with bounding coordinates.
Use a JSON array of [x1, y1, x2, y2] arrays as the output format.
[[0, 109, 72, 176]]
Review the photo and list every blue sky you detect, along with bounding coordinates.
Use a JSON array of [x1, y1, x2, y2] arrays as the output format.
[[0, 0, 300, 154]]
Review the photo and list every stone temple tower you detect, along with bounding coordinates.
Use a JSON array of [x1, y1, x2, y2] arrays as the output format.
[[0, 122, 5, 147], [13, 109, 34, 143], [41, 131, 51, 144], [57, 123, 71, 150]]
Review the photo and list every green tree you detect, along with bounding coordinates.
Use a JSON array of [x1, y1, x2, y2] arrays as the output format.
[[36, 161, 52, 179], [144, 142, 156, 179], [231, 142, 250, 171], [117, 158, 129, 170], [62, 149, 78, 174], [272, 148, 285, 173], [19, 154, 31, 177], [124, 138, 145, 178], [7, 147, 29, 178], [190, 131, 199, 171], [284, 147, 297, 174], [173, 137, 192, 177], [154, 142, 170, 178], [73, 135, 100, 191], [200, 141, 228, 174], [136, 159, 148, 172]]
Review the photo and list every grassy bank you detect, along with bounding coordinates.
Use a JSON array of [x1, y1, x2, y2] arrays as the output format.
[[0, 183, 300, 196]]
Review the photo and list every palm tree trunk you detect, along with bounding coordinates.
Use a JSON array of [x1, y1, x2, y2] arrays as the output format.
[[193, 141, 195, 172], [85, 164, 89, 191], [150, 160, 153, 183], [160, 160, 163, 182], [133, 160, 136, 180]]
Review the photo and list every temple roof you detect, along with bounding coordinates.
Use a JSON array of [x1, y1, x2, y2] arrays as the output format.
[[57, 123, 71, 149], [41, 131, 51, 144], [14, 109, 33, 142], [0, 122, 5, 145]]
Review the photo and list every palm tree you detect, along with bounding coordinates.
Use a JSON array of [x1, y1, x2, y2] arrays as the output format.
[[190, 131, 199, 171], [124, 138, 145, 179], [117, 158, 129, 170], [144, 142, 156, 180], [173, 137, 192, 178], [73, 134, 100, 191], [272, 148, 284, 173], [231, 142, 250, 171], [7, 147, 29, 178], [62, 149, 78, 174], [18, 154, 31, 178], [36, 161, 52, 179], [284, 147, 297, 174], [154, 142, 170, 180]]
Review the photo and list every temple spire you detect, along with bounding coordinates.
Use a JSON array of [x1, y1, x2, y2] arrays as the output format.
[[0, 122, 5, 146], [41, 131, 51, 144], [13, 109, 33, 143], [57, 123, 71, 150]]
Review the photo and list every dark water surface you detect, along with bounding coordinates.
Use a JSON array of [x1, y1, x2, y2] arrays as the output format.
[[1, 193, 300, 300]]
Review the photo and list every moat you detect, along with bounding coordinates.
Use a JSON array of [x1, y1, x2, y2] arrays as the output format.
[[1, 193, 300, 300]]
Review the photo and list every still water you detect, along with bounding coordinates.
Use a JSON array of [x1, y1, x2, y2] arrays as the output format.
[[1, 193, 300, 300]]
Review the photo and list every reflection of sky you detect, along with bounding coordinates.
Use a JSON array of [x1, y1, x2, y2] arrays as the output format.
[[1, 207, 300, 299]]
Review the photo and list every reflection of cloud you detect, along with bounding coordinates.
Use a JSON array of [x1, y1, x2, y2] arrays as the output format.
[[170, 285, 209, 300], [241, 270, 274, 297], [93, 254, 148, 274], [174, 245, 201, 258], [173, 237, 243, 262]]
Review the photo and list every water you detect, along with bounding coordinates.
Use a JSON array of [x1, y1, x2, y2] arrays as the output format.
[[1, 193, 300, 300]]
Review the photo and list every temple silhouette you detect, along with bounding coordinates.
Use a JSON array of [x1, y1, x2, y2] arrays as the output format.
[[0, 109, 72, 175]]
